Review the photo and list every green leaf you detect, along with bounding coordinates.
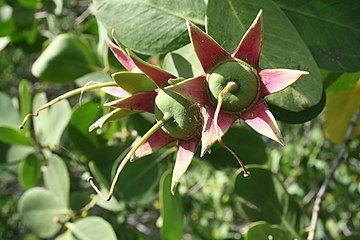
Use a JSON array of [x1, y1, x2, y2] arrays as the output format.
[[32, 93, 71, 146], [18, 187, 70, 238], [96, 190, 124, 212], [234, 166, 302, 238], [66, 101, 105, 155], [114, 153, 161, 201], [55, 231, 74, 240], [325, 80, 360, 144], [0, 36, 10, 51], [89, 108, 135, 132], [93, 0, 206, 54], [18, 0, 42, 9], [69, 192, 91, 211], [0, 127, 33, 146], [341, 234, 360, 240], [75, 72, 112, 87], [6, 145, 35, 163], [160, 170, 184, 240], [112, 72, 157, 94], [0, 92, 19, 127], [0, 5, 15, 36], [19, 153, 41, 189], [245, 222, 292, 240], [116, 226, 144, 240], [203, 126, 267, 168], [44, 155, 70, 208], [206, 0, 323, 113], [268, 89, 326, 124], [66, 217, 117, 240], [326, 72, 360, 94], [31, 34, 96, 83], [19, 80, 32, 132], [163, 44, 203, 78], [274, 0, 360, 72]]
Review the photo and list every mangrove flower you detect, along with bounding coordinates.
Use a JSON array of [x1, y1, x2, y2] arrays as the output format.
[[168, 10, 309, 166], [89, 34, 203, 199]]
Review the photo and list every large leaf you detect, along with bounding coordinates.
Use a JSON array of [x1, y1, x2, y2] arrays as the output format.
[[0, 127, 33, 146], [92, 0, 206, 55], [0, 92, 19, 127], [206, 0, 323, 113], [44, 155, 70, 208], [160, 170, 184, 240], [274, 0, 360, 72], [32, 34, 96, 83], [19, 153, 41, 189], [114, 153, 161, 201], [234, 166, 302, 238], [66, 217, 117, 240], [203, 125, 267, 168], [65, 101, 105, 155], [18, 187, 70, 238], [245, 222, 292, 240], [325, 80, 360, 144], [163, 44, 202, 78], [32, 93, 71, 147], [268, 89, 326, 124]]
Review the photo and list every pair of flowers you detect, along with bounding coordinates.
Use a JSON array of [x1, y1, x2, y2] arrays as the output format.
[[89, 10, 308, 200]]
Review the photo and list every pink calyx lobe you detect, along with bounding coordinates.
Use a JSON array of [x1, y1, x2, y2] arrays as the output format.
[[179, 9, 309, 150]]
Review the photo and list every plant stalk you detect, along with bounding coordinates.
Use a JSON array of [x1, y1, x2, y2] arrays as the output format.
[[214, 82, 250, 177], [88, 118, 167, 201], [19, 81, 118, 129]]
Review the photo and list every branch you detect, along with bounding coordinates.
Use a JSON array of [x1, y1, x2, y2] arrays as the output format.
[[307, 108, 360, 240]]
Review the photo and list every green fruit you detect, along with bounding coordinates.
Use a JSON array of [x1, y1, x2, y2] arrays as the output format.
[[155, 90, 201, 140], [207, 59, 260, 113]]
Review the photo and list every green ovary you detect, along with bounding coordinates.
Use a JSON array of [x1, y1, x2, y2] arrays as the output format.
[[207, 59, 260, 113], [154, 89, 201, 140]]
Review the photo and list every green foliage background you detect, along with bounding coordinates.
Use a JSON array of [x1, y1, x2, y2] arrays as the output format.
[[0, 0, 359, 239]]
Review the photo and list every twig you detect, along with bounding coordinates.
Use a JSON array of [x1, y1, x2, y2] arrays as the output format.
[[75, 5, 92, 25], [307, 108, 360, 240]]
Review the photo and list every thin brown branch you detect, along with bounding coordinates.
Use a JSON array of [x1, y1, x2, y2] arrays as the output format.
[[307, 108, 360, 240]]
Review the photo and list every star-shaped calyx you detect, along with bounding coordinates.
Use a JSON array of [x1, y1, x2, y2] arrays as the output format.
[[89, 33, 203, 200], [167, 10, 308, 160]]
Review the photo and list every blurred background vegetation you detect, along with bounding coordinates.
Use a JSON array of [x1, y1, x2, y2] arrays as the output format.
[[0, 0, 359, 239]]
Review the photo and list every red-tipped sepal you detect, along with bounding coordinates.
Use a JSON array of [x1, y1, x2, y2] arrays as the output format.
[[89, 109, 134, 132], [232, 9, 263, 67], [240, 99, 284, 145], [129, 52, 174, 88], [105, 38, 137, 71], [259, 69, 309, 96], [101, 86, 130, 98], [131, 129, 175, 160], [171, 138, 199, 194], [166, 75, 208, 104], [105, 91, 157, 113], [187, 21, 232, 73], [200, 107, 237, 156]]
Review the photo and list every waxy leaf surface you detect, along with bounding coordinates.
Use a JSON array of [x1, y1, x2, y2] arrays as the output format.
[[93, 0, 206, 54], [207, 0, 322, 113], [274, 0, 360, 72]]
